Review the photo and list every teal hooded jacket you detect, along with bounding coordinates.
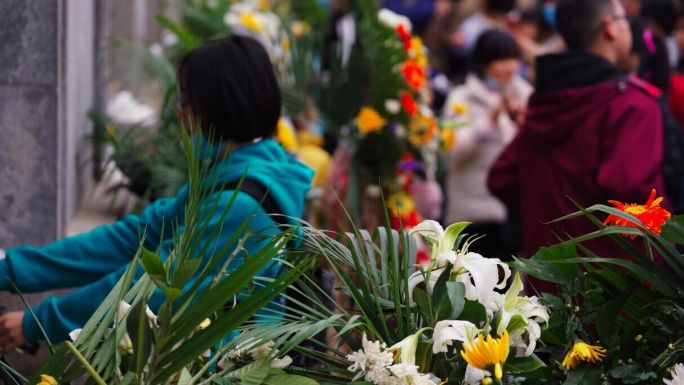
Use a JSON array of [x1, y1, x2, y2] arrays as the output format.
[[0, 139, 314, 343]]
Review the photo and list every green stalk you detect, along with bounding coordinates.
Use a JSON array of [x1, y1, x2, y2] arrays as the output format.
[[65, 341, 107, 385]]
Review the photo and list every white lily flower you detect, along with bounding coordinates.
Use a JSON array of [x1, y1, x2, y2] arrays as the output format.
[[378, 8, 412, 33], [117, 301, 131, 322], [389, 328, 429, 365], [69, 328, 82, 342], [464, 365, 490, 385], [408, 267, 445, 303], [453, 252, 511, 316], [495, 273, 549, 356], [432, 320, 479, 354], [664, 363, 684, 385], [410, 220, 468, 267], [145, 305, 159, 327]]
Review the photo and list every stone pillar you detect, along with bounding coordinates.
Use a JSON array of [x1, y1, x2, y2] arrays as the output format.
[[0, 0, 95, 247], [0, 0, 95, 375]]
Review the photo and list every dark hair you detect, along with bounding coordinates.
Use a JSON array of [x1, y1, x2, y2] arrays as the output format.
[[628, 15, 647, 55], [629, 15, 672, 92], [486, 0, 516, 14], [178, 35, 282, 143], [471, 30, 521, 77], [556, 0, 615, 50], [641, 0, 681, 35]]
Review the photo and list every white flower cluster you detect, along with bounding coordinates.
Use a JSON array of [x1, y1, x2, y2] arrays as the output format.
[[378, 8, 412, 33], [347, 335, 438, 385], [218, 339, 293, 370], [106, 91, 157, 127], [410, 220, 550, 358], [223, 1, 293, 84], [665, 363, 684, 385]]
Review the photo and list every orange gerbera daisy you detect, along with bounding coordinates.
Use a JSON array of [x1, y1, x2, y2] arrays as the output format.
[[355, 107, 387, 134], [604, 189, 671, 238], [401, 60, 426, 91]]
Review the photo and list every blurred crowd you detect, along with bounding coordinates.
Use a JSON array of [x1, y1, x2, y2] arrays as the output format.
[[316, 0, 684, 265]]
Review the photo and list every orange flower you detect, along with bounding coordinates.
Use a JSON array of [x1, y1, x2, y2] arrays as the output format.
[[355, 107, 387, 134], [400, 91, 418, 116], [402, 60, 426, 91], [604, 189, 671, 238]]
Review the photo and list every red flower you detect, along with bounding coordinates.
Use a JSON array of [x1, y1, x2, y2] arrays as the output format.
[[604, 189, 671, 238], [416, 249, 431, 265], [401, 60, 426, 91], [390, 210, 422, 230], [400, 91, 418, 116], [396, 24, 412, 51]]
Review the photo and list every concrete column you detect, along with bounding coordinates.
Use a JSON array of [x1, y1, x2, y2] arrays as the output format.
[[0, 0, 95, 375], [0, 0, 64, 246]]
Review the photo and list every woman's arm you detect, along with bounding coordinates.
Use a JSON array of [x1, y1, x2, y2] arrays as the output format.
[[0, 193, 184, 293]]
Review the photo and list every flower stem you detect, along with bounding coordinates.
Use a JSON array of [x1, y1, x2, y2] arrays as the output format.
[[65, 341, 107, 385]]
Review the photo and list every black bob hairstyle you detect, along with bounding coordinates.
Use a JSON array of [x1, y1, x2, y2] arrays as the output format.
[[178, 35, 282, 143], [471, 30, 521, 78]]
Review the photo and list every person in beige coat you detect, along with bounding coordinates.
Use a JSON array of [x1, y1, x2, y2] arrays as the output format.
[[442, 30, 532, 259]]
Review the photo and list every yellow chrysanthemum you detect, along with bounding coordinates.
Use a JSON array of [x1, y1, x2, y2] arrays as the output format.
[[240, 13, 263, 32], [408, 114, 437, 147], [451, 102, 469, 115], [276, 118, 299, 152], [38, 374, 58, 385], [460, 330, 510, 380], [355, 107, 387, 134], [387, 191, 416, 217], [561, 341, 607, 370]]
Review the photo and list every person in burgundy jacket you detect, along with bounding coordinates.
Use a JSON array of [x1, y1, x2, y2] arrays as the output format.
[[487, 0, 667, 293]]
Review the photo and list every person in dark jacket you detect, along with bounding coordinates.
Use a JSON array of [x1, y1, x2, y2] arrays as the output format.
[[487, 0, 667, 293]]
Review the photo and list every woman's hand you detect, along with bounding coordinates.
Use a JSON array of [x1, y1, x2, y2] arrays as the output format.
[[0, 311, 27, 353]]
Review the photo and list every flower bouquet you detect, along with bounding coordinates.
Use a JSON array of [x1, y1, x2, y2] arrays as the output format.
[[287, 218, 549, 385], [510, 189, 684, 384]]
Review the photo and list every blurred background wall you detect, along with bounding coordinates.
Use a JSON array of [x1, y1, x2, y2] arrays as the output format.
[[0, 0, 163, 374]]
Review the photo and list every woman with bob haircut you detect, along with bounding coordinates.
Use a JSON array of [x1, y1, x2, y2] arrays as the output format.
[[0, 35, 314, 350]]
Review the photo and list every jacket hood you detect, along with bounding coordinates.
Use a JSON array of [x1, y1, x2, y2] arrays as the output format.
[[203, 138, 314, 220], [524, 52, 628, 147]]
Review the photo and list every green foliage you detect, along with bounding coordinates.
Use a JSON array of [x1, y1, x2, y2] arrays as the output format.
[[513, 203, 684, 384], [27, 132, 321, 385]]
